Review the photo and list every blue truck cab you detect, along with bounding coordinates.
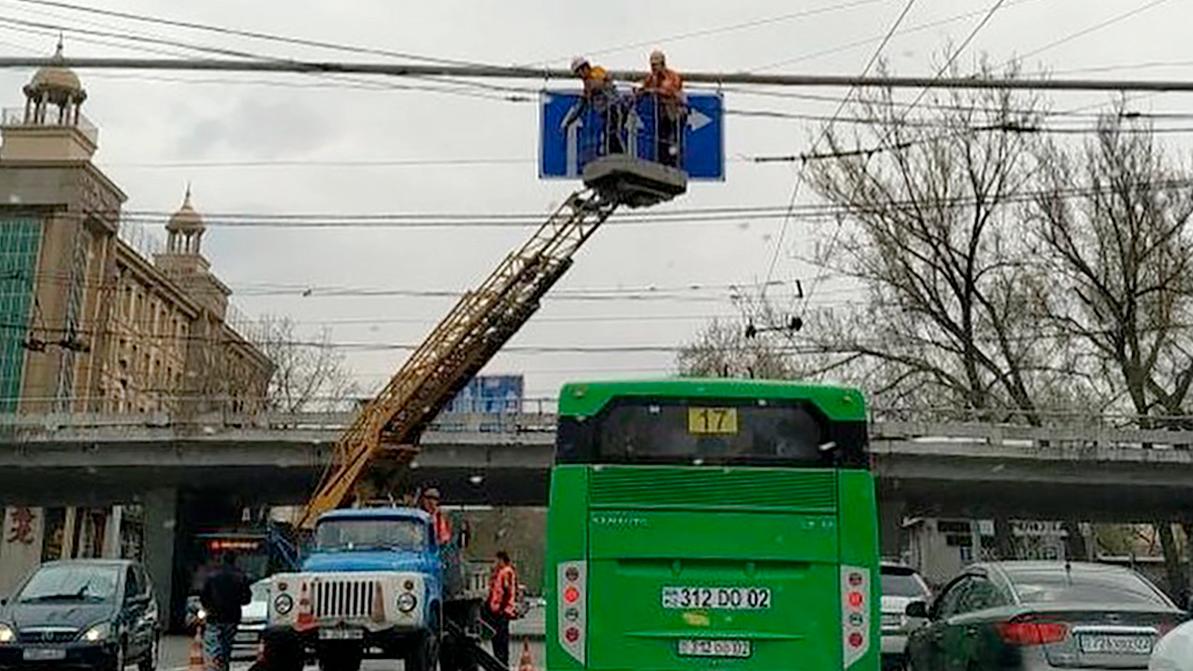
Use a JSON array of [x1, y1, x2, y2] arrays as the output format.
[[262, 508, 457, 671]]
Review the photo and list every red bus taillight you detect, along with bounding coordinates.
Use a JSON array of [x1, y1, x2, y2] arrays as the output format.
[[996, 621, 1069, 646], [557, 561, 587, 665]]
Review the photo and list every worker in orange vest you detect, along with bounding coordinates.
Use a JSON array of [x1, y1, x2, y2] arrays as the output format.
[[637, 49, 686, 167], [486, 550, 519, 666], [564, 56, 625, 155], [418, 487, 453, 546]]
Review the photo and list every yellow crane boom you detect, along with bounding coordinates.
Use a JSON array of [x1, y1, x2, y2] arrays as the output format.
[[298, 188, 619, 528]]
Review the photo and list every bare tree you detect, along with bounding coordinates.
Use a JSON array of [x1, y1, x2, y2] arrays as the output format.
[[1029, 106, 1193, 603], [785, 61, 1082, 421], [676, 318, 795, 379], [258, 315, 359, 412], [747, 59, 1094, 558]]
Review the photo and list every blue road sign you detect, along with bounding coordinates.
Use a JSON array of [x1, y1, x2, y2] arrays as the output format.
[[539, 90, 724, 181]]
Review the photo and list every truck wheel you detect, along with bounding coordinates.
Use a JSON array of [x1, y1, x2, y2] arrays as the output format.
[[316, 645, 362, 671], [404, 632, 440, 671]]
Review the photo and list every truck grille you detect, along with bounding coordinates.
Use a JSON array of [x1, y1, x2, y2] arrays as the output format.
[[313, 579, 377, 620]]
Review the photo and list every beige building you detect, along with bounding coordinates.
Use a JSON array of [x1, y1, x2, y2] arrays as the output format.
[[0, 43, 273, 595]]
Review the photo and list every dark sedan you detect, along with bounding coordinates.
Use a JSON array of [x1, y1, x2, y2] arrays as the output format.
[[0, 560, 160, 671], [906, 561, 1186, 671]]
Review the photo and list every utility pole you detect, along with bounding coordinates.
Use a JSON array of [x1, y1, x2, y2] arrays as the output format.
[[2, 57, 1193, 92]]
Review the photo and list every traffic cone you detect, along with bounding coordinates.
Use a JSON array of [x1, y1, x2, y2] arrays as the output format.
[[187, 627, 204, 671], [517, 640, 536, 671]]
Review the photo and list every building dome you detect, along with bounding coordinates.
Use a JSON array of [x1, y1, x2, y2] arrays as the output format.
[[167, 187, 204, 234], [23, 40, 85, 106]]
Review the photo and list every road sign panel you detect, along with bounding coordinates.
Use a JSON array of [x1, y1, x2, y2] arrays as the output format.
[[539, 90, 724, 181]]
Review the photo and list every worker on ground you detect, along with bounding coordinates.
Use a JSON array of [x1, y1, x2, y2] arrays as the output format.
[[419, 487, 453, 546], [637, 49, 685, 167], [486, 550, 520, 667], [563, 56, 625, 155], [199, 552, 251, 671]]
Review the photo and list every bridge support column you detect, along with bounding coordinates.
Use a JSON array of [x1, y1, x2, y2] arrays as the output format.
[[879, 498, 908, 559], [142, 488, 178, 625]]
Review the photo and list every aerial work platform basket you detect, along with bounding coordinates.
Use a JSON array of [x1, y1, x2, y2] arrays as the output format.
[[572, 92, 689, 208]]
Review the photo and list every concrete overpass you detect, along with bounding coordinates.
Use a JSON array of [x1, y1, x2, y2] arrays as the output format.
[[2, 410, 1191, 521]]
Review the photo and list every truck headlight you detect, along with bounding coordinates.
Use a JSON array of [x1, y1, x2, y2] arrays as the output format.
[[274, 594, 294, 615], [397, 593, 418, 613], [0, 624, 14, 644], [81, 622, 110, 643]]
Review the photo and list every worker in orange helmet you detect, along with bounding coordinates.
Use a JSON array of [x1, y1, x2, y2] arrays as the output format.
[[563, 55, 625, 154], [418, 487, 453, 546], [485, 550, 520, 666], [637, 49, 686, 167]]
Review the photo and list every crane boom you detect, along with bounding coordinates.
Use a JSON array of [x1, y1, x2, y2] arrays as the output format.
[[298, 188, 619, 528]]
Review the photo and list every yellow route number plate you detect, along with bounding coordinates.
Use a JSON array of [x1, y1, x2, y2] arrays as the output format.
[[687, 407, 739, 435]]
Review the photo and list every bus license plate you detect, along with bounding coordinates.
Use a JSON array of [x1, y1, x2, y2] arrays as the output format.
[[678, 639, 751, 658], [662, 586, 771, 610], [319, 628, 364, 641], [1079, 634, 1153, 655]]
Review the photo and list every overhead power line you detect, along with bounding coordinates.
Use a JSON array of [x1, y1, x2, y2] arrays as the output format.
[[5, 56, 1193, 91]]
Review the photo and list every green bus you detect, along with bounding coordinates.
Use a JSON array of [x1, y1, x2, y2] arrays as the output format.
[[545, 379, 880, 671]]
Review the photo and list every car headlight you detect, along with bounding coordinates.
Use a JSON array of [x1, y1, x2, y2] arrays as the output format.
[[0, 623, 14, 644], [397, 593, 418, 613], [81, 622, 110, 643], [273, 594, 294, 616]]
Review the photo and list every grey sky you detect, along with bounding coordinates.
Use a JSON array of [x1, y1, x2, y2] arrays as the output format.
[[0, 0, 1185, 399]]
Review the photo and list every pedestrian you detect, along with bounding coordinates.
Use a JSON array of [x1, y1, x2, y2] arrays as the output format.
[[563, 56, 625, 155], [199, 551, 251, 671], [637, 49, 685, 166], [419, 487, 453, 546], [486, 550, 519, 667]]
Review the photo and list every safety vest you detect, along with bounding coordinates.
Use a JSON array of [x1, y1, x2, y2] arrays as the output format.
[[433, 511, 452, 546], [640, 68, 685, 119], [487, 563, 519, 618]]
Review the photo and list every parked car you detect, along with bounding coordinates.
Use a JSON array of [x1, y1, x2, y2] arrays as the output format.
[[0, 559, 160, 671], [907, 561, 1184, 671], [1152, 619, 1193, 670], [881, 562, 931, 670]]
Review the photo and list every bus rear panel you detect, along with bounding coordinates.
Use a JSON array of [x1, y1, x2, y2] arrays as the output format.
[[545, 379, 879, 671]]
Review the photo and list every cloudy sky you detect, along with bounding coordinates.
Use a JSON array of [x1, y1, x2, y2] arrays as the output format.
[[0, 0, 1186, 400]]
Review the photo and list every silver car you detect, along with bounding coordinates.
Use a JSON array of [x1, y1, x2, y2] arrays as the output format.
[[881, 562, 931, 670], [233, 580, 270, 659], [907, 561, 1184, 671], [1152, 619, 1193, 670]]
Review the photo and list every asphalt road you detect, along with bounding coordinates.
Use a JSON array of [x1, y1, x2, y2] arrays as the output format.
[[161, 632, 545, 671]]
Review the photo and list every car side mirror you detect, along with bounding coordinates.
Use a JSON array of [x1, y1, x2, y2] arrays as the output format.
[[905, 600, 929, 619]]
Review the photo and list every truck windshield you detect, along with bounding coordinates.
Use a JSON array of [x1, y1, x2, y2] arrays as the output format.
[[315, 518, 428, 552]]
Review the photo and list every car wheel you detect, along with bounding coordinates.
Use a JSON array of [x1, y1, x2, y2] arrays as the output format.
[[137, 634, 159, 671]]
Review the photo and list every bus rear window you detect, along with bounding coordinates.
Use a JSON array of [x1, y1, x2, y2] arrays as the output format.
[[556, 397, 866, 467]]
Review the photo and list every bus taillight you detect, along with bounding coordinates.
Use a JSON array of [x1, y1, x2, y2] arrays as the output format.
[[557, 561, 587, 664], [841, 566, 871, 668]]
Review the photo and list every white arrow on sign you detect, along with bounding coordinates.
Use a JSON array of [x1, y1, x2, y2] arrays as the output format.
[[688, 108, 712, 132]]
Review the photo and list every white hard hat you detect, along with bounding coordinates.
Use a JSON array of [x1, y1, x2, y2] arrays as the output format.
[[570, 56, 590, 73]]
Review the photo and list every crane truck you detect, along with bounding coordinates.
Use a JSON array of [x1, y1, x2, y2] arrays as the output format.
[[258, 96, 689, 671]]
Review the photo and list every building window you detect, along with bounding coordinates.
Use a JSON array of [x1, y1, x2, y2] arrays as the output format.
[[0, 216, 42, 412]]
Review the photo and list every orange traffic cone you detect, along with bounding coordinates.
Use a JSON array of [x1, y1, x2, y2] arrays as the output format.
[[517, 640, 536, 671], [187, 627, 204, 671]]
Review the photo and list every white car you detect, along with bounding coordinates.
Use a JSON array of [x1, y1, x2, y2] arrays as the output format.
[[880, 562, 931, 671], [1152, 619, 1193, 670], [233, 580, 270, 659]]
